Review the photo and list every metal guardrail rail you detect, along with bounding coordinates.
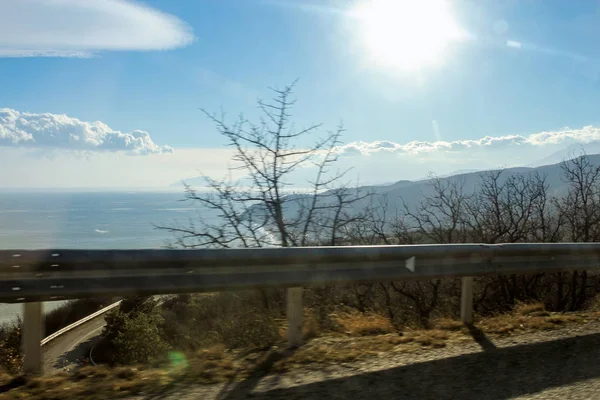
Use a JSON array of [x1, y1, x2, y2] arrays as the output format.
[[2, 243, 600, 302], [3, 243, 600, 375]]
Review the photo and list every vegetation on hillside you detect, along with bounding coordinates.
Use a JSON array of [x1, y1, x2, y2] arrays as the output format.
[[99, 84, 600, 366]]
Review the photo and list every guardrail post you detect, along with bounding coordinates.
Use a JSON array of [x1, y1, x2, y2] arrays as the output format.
[[460, 277, 474, 325], [22, 302, 43, 375], [287, 287, 303, 348]]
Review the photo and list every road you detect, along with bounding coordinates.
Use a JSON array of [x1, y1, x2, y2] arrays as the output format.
[[41, 296, 165, 372], [42, 314, 106, 372]]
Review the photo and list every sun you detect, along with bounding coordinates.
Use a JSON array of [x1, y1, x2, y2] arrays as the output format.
[[350, 0, 466, 72]]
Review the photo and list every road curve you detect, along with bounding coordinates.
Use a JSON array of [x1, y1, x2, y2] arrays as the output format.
[[41, 296, 164, 372], [42, 314, 107, 372]]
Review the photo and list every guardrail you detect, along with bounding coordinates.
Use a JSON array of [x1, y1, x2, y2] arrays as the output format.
[[2, 243, 600, 375], [40, 300, 122, 346]]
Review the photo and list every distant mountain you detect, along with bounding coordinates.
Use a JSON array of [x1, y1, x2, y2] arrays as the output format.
[[171, 177, 412, 189], [173, 154, 600, 227], [170, 177, 204, 188], [437, 168, 487, 178], [247, 154, 600, 224], [414, 168, 490, 181], [529, 141, 600, 168]]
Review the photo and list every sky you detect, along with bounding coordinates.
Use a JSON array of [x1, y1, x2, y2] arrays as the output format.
[[3, 0, 600, 189]]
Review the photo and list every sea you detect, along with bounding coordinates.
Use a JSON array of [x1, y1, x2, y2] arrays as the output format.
[[0, 191, 216, 324]]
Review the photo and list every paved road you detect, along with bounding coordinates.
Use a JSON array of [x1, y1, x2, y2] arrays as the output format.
[[42, 314, 107, 372], [41, 296, 165, 373]]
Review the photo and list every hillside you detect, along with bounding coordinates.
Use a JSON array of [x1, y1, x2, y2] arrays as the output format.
[[170, 153, 600, 230], [529, 141, 600, 167], [245, 154, 600, 226]]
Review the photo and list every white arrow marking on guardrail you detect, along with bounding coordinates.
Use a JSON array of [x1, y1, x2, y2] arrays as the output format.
[[405, 256, 416, 272]]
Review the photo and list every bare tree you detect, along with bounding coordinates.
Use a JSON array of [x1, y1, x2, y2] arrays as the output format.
[[157, 82, 369, 312], [403, 175, 470, 244], [465, 171, 551, 243], [370, 176, 472, 327], [159, 82, 365, 247], [357, 194, 414, 245], [554, 153, 600, 242], [388, 280, 442, 328], [550, 153, 600, 310], [462, 171, 558, 306]]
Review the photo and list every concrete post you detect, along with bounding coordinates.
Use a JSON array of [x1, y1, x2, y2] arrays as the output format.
[[22, 302, 43, 375], [460, 277, 474, 325], [287, 287, 303, 348]]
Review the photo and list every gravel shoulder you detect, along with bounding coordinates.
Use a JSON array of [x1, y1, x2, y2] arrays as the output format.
[[136, 319, 600, 400]]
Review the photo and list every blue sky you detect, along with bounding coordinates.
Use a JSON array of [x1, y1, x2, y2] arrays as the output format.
[[2, 0, 600, 188]]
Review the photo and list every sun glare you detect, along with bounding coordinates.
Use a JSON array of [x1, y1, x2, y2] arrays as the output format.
[[351, 0, 466, 72]]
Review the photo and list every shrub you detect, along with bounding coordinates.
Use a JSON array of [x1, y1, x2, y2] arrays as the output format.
[[0, 319, 22, 374], [214, 309, 280, 348], [160, 292, 281, 351], [103, 296, 167, 365], [110, 311, 168, 365]]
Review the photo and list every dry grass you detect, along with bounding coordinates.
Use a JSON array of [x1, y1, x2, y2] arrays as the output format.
[[433, 318, 466, 332], [274, 336, 412, 370], [478, 303, 600, 336], [515, 302, 546, 315], [274, 328, 461, 372], [0, 366, 172, 400], [303, 312, 320, 340], [182, 345, 239, 384], [278, 310, 319, 341], [331, 311, 396, 336], [280, 309, 396, 339], [2, 306, 599, 399]]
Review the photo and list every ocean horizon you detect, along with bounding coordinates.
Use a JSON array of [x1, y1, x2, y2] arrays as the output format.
[[0, 190, 214, 324]]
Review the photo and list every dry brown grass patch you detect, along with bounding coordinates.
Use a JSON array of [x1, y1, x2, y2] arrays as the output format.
[[303, 310, 321, 340], [280, 308, 396, 340], [547, 314, 581, 324], [276, 337, 396, 370], [478, 309, 595, 336], [73, 365, 110, 381], [332, 311, 395, 336], [274, 328, 458, 372], [407, 329, 450, 348], [184, 345, 239, 384], [0, 366, 172, 400], [278, 310, 322, 341], [434, 318, 465, 331], [515, 302, 546, 316]]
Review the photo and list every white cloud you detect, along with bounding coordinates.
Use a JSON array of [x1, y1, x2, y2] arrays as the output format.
[[311, 126, 600, 184], [0, 0, 194, 58], [335, 126, 600, 157], [506, 40, 522, 49], [0, 108, 173, 154], [4, 125, 600, 189]]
